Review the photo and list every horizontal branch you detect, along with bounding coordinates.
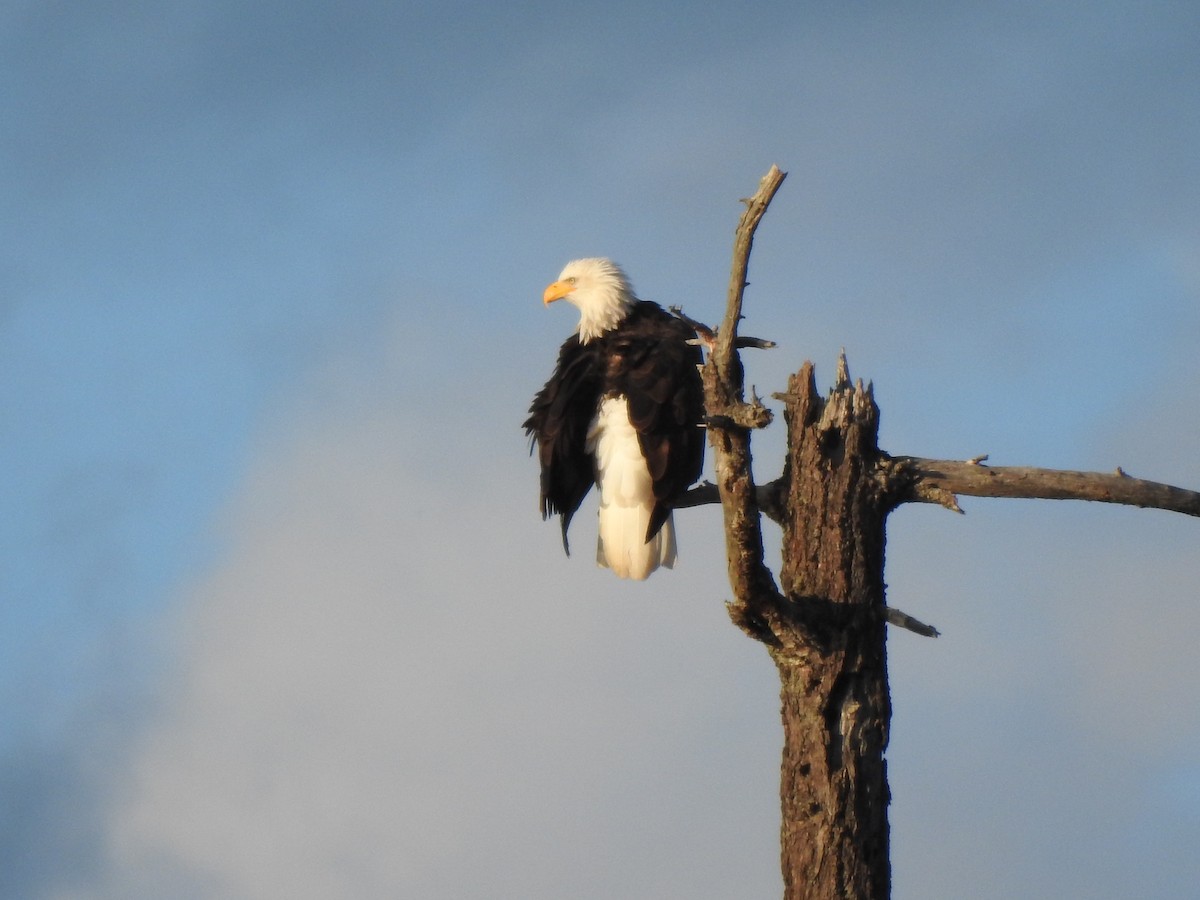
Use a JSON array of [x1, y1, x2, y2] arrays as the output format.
[[703, 403, 773, 431], [891, 456, 1200, 517], [882, 606, 940, 638], [676, 478, 787, 524], [733, 336, 777, 350]]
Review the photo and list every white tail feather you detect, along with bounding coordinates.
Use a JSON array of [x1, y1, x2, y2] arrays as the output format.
[[586, 397, 676, 580]]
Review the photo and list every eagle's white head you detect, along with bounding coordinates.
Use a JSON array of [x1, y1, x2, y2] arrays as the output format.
[[543, 257, 636, 343]]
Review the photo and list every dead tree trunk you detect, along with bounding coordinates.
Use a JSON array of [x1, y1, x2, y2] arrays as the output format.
[[773, 362, 891, 898], [683, 165, 1200, 900]]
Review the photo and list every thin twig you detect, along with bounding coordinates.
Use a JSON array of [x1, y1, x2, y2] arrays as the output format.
[[882, 606, 940, 638]]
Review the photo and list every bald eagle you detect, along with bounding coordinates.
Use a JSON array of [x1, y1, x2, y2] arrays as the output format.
[[524, 258, 705, 580]]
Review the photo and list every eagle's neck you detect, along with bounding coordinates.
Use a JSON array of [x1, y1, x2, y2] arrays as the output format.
[[576, 291, 633, 344]]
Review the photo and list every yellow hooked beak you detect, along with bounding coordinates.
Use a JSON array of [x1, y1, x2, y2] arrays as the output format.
[[543, 280, 574, 305]]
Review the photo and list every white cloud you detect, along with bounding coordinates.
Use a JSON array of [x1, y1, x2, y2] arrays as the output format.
[[69, 321, 1200, 900], [74, 344, 781, 899]]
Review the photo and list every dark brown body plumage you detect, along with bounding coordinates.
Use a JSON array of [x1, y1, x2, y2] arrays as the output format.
[[524, 301, 705, 553]]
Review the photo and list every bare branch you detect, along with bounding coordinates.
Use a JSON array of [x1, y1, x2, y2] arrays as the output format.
[[702, 166, 789, 623], [675, 480, 721, 508], [703, 404, 773, 431], [890, 456, 1200, 517], [671, 305, 777, 358], [716, 165, 787, 378], [882, 606, 940, 638], [735, 336, 777, 350], [668, 306, 716, 349], [675, 477, 788, 525]]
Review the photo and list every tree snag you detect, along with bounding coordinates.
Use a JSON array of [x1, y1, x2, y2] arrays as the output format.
[[688, 165, 1200, 900], [773, 360, 892, 898]]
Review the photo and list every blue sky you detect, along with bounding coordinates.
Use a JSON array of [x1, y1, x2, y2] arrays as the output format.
[[3, 1, 1199, 897]]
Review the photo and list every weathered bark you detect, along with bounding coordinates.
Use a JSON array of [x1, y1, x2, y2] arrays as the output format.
[[705, 356, 894, 899], [698, 166, 892, 899], [771, 361, 892, 899], [701, 166, 788, 640], [888, 456, 1200, 516]]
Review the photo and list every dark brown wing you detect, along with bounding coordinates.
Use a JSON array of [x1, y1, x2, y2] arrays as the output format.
[[604, 302, 705, 541], [523, 334, 603, 554]]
